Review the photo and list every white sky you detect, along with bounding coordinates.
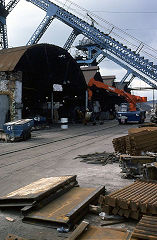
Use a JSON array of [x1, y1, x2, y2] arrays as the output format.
[[6, 0, 157, 100]]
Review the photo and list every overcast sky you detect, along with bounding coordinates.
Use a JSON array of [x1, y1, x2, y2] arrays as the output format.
[[6, 0, 157, 100]]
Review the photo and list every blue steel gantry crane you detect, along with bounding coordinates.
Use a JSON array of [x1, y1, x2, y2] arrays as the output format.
[[26, 0, 157, 89], [0, 0, 20, 48]]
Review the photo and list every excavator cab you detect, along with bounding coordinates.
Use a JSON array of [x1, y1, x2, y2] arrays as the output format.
[[119, 103, 128, 112]]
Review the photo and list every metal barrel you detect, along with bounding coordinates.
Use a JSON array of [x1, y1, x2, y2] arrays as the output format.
[[61, 118, 68, 129]]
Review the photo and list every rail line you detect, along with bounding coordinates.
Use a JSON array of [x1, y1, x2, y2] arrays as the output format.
[[0, 123, 118, 157], [0, 123, 124, 181]]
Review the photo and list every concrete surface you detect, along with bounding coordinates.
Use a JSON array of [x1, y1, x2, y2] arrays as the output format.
[[0, 120, 137, 239]]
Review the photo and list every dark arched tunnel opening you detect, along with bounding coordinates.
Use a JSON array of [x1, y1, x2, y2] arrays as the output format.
[[15, 44, 87, 122]]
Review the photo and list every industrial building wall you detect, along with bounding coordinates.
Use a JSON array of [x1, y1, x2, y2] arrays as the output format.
[[0, 71, 22, 127], [0, 95, 9, 128]]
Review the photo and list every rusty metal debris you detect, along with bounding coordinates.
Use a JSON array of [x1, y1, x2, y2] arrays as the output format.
[[120, 154, 156, 177], [131, 215, 157, 240], [75, 151, 118, 165], [144, 162, 157, 180], [23, 186, 105, 228], [68, 221, 130, 240], [0, 175, 77, 207], [99, 180, 157, 220]]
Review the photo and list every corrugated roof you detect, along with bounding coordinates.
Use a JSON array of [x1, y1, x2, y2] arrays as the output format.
[[0, 45, 33, 71]]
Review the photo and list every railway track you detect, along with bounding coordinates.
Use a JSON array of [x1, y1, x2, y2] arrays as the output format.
[[0, 123, 119, 157], [0, 122, 131, 183]]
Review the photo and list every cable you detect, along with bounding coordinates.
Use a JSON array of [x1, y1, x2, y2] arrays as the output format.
[[90, 11, 157, 14]]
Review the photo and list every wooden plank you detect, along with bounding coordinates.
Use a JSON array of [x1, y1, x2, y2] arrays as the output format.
[[134, 225, 157, 235], [130, 211, 140, 220], [102, 204, 113, 215], [112, 207, 119, 215], [132, 231, 157, 240], [68, 221, 89, 240], [74, 226, 130, 240]]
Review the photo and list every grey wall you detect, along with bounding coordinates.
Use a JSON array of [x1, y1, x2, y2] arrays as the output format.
[[0, 95, 9, 128]]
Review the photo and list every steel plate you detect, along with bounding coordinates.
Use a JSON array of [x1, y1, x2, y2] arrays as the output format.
[[0, 175, 76, 207], [24, 186, 105, 226]]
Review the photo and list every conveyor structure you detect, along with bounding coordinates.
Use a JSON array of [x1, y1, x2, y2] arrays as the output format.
[[0, 0, 20, 48], [26, 0, 157, 88]]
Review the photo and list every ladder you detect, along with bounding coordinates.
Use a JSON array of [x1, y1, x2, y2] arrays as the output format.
[[26, 0, 157, 88]]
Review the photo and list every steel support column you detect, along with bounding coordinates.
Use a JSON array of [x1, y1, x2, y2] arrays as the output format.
[[6, 0, 20, 13], [63, 29, 79, 51], [0, 23, 8, 48], [120, 71, 131, 84], [27, 15, 54, 45], [97, 55, 106, 64], [126, 75, 135, 87]]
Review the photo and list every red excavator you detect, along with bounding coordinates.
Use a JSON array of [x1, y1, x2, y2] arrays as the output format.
[[88, 76, 147, 124]]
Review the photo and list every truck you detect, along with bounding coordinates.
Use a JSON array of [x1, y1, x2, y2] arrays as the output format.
[[117, 103, 146, 124], [88, 75, 147, 124]]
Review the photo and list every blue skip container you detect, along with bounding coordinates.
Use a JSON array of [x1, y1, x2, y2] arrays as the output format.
[[3, 119, 34, 141]]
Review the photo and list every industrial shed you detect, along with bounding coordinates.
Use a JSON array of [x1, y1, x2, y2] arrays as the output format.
[[0, 44, 87, 127]]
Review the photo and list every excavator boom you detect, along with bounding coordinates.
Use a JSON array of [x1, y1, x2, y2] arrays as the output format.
[[88, 78, 147, 111]]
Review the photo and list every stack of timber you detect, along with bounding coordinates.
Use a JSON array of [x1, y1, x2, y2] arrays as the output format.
[[112, 135, 127, 154], [131, 215, 157, 240], [113, 128, 157, 155], [99, 180, 157, 220], [127, 130, 157, 155], [128, 127, 157, 135], [139, 122, 157, 128]]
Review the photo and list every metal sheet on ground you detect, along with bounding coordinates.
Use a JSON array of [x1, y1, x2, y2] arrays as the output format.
[[76, 226, 130, 240], [24, 186, 104, 226], [0, 175, 76, 207]]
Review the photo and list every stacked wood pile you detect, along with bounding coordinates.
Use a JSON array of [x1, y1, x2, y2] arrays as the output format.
[[99, 180, 157, 220], [112, 128, 157, 155], [128, 127, 157, 134], [112, 136, 127, 154], [131, 215, 157, 240]]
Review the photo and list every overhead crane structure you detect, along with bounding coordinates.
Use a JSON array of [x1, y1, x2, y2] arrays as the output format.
[[0, 0, 20, 48], [1, 0, 157, 89], [26, 0, 157, 89]]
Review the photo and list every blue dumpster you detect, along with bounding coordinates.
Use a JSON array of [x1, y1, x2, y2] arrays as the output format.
[[3, 119, 34, 141], [34, 116, 46, 126]]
